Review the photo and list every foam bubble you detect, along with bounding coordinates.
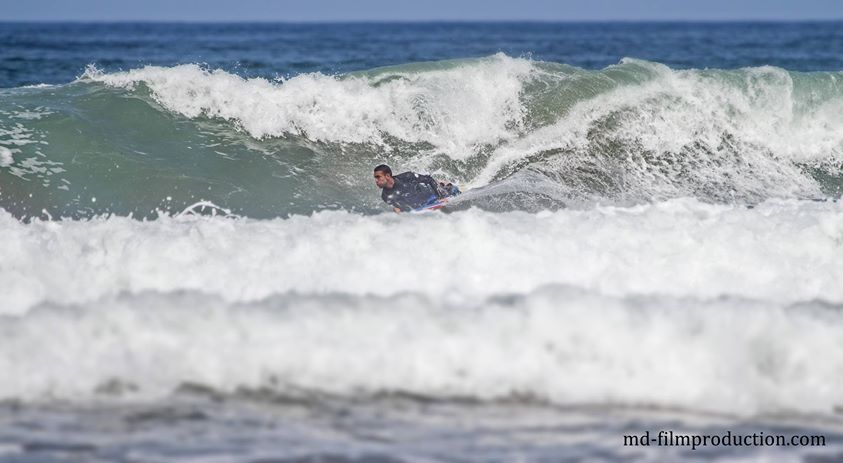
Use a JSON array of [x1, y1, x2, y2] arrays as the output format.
[[0, 146, 13, 167]]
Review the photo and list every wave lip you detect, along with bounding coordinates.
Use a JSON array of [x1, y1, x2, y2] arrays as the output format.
[[79, 54, 534, 158]]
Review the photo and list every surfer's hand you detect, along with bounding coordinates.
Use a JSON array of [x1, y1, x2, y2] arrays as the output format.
[[393, 207, 402, 214]]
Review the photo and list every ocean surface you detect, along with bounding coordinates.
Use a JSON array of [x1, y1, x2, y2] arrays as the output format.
[[2, 22, 843, 462]]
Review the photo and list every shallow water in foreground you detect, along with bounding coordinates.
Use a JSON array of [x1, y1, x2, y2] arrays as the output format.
[[2, 397, 843, 463]]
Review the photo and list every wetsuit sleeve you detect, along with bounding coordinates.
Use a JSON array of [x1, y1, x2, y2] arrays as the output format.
[[382, 190, 399, 208], [382, 188, 410, 211], [417, 174, 444, 198]]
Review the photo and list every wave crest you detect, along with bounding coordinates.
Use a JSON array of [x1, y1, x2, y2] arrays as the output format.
[[81, 54, 533, 158]]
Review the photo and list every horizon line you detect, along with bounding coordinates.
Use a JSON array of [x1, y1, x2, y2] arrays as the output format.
[[3, 18, 843, 24]]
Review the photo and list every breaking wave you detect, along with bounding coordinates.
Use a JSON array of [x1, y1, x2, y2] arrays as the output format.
[[1, 55, 842, 218]]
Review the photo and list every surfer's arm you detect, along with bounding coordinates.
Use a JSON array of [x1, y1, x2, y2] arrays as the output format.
[[419, 174, 446, 197]]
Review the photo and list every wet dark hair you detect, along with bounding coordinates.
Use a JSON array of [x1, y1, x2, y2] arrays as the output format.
[[373, 164, 392, 176]]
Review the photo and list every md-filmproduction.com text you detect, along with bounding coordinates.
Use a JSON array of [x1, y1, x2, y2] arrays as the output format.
[[624, 430, 826, 451]]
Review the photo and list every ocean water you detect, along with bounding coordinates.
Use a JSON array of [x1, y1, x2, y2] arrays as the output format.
[[2, 22, 843, 462]]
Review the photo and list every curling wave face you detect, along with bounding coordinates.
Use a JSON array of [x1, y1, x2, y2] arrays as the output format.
[[1, 54, 843, 218]]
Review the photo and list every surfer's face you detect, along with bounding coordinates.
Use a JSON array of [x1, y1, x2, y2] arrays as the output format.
[[374, 171, 392, 188]]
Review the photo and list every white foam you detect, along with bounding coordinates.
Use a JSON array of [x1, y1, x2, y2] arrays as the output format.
[[82, 54, 533, 159], [1, 287, 842, 416], [0, 146, 13, 167], [2, 198, 843, 317], [472, 60, 843, 191], [3, 199, 843, 413]]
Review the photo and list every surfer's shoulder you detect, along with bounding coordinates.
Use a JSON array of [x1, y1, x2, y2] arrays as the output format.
[[393, 171, 415, 181]]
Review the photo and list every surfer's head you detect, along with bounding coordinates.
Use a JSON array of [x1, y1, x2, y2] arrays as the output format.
[[373, 164, 394, 188]]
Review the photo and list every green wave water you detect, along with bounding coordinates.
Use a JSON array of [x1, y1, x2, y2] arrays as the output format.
[[1, 54, 842, 219]]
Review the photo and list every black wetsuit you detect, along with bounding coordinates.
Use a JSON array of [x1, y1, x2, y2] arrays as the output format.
[[381, 172, 443, 212]]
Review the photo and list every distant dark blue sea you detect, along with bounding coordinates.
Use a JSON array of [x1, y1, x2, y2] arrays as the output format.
[[2, 22, 843, 463], [3, 22, 843, 89]]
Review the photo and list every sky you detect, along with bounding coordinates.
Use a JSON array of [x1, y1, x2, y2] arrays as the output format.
[[2, 0, 842, 22]]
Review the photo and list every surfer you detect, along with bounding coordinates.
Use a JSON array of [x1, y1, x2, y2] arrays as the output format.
[[373, 164, 459, 213]]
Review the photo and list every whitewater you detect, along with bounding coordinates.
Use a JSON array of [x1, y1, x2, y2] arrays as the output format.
[[2, 199, 843, 418]]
